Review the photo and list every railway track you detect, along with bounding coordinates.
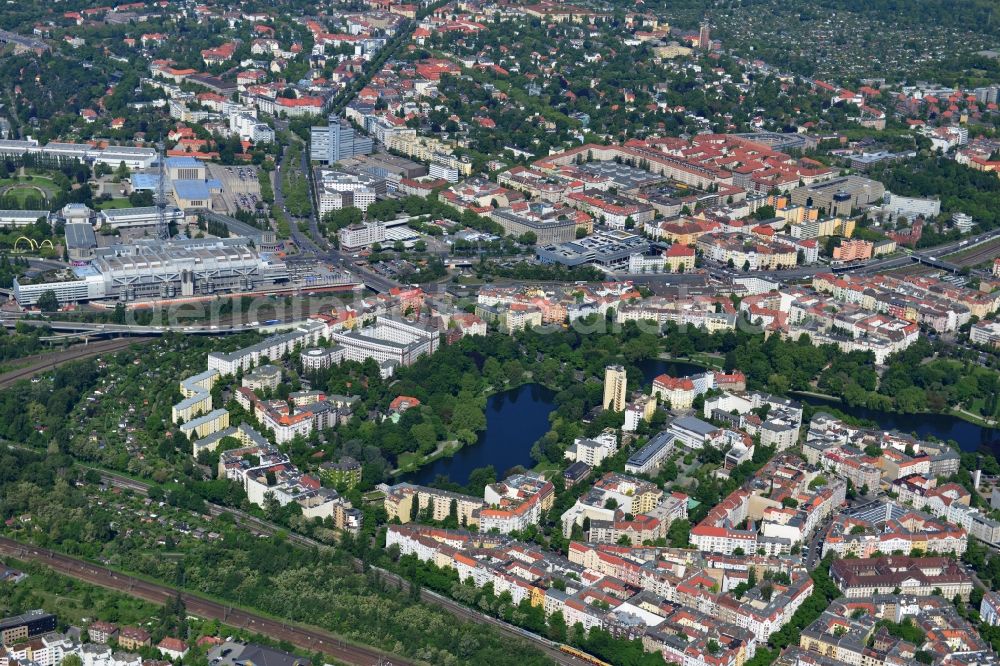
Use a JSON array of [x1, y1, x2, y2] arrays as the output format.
[[0, 337, 151, 388], [93, 470, 578, 665], [945, 239, 1000, 268], [0, 536, 410, 666]]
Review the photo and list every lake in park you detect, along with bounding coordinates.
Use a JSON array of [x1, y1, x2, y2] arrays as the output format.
[[407, 383, 557, 486], [407, 358, 1000, 486], [636, 358, 1000, 453], [793, 393, 1000, 454]]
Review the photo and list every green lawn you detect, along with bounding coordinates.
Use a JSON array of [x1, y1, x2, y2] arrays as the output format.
[[97, 198, 134, 210], [395, 441, 465, 475], [687, 352, 725, 370], [531, 461, 563, 478], [3, 174, 57, 186], [1, 184, 51, 208], [0, 174, 57, 187], [395, 451, 420, 472]]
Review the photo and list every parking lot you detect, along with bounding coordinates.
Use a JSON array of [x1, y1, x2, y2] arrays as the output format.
[[207, 163, 263, 215]]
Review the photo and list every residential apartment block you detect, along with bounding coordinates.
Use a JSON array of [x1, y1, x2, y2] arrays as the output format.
[[829, 556, 973, 600], [480, 472, 555, 534], [383, 483, 485, 527]]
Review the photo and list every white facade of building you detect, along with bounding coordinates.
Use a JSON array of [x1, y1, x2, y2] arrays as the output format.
[[338, 221, 386, 250]]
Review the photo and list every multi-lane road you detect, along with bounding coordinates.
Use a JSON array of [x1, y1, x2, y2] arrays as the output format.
[[273, 138, 401, 294]]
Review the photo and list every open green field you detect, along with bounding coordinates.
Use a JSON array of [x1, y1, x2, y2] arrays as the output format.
[[0, 174, 57, 187], [5, 187, 47, 206], [0, 184, 51, 209], [96, 198, 134, 210], [0, 174, 60, 211]]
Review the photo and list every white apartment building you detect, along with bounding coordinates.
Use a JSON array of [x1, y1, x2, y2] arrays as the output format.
[[207, 320, 329, 375], [564, 430, 618, 467], [982, 591, 1000, 626], [479, 473, 555, 534], [338, 221, 385, 250], [241, 364, 282, 391], [947, 502, 1000, 545], [319, 188, 377, 215], [300, 345, 345, 371], [329, 317, 439, 367], [882, 193, 941, 221], [257, 409, 313, 444], [3, 633, 75, 666], [317, 170, 382, 215], [971, 320, 1000, 347], [229, 109, 275, 143]]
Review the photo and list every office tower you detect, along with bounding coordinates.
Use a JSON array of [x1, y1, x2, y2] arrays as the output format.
[[310, 116, 373, 164]]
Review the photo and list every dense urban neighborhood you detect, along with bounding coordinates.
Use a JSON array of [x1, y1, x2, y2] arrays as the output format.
[[7, 0, 1000, 665]]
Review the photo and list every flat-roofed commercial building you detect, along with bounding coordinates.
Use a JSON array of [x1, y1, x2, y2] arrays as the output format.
[[64, 222, 97, 260], [490, 207, 584, 245], [13, 237, 289, 306], [353, 152, 427, 180], [173, 178, 223, 211], [92, 237, 287, 302], [0, 139, 156, 169], [316, 170, 382, 215], [0, 210, 48, 227], [13, 266, 107, 307], [625, 431, 676, 475], [92, 145, 158, 169], [0, 611, 56, 645], [789, 176, 885, 217], [99, 206, 184, 230], [165, 156, 207, 181], [537, 229, 649, 268], [338, 221, 385, 250], [310, 117, 373, 164]]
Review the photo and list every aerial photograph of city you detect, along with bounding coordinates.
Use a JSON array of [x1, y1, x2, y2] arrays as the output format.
[[7, 0, 1000, 665]]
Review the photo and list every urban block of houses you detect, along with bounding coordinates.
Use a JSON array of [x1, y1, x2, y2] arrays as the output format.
[[218, 444, 361, 533], [480, 472, 556, 534], [386, 521, 812, 653], [821, 505, 967, 558], [691, 454, 846, 556], [796, 594, 993, 666], [560, 472, 664, 538], [829, 556, 973, 600]]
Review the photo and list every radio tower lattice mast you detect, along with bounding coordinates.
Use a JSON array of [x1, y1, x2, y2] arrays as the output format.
[[156, 142, 168, 240]]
